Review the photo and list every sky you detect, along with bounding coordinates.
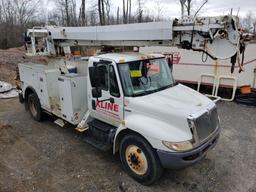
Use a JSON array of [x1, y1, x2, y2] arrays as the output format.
[[44, 0, 256, 19]]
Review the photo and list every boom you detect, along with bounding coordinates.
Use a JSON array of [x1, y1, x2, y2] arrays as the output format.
[[26, 15, 242, 60]]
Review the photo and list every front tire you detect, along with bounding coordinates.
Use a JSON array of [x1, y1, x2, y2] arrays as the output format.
[[119, 134, 163, 185], [27, 93, 43, 121]]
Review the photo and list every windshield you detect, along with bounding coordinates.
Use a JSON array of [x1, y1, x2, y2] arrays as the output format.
[[118, 58, 175, 97]]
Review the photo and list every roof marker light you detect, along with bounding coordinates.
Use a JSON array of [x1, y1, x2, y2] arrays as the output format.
[[119, 59, 125, 63]]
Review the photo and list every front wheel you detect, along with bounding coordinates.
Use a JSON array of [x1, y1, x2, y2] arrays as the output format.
[[119, 134, 163, 185]]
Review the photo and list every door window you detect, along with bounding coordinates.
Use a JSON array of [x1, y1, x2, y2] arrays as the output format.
[[97, 65, 108, 91], [95, 63, 120, 97], [109, 65, 120, 97]]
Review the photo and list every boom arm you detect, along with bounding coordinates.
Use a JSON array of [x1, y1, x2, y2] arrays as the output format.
[[27, 15, 242, 60]]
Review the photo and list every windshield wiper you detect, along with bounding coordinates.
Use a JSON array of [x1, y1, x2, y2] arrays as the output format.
[[157, 84, 174, 91], [132, 92, 148, 97], [132, 84, 174, 97]]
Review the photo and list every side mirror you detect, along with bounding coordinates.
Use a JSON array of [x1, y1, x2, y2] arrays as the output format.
[[89, 66, 99, 87], [92, 88, 102, 98]]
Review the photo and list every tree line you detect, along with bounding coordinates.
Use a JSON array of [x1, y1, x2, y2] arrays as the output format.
[[49, 0, 156, 27], [0, 0, 41, 48], [0, 0, 158, 49]]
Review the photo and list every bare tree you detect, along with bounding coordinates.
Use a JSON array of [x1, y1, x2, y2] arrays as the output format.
[[14, 0, 39, 25], [137, 0, 143, 23], [123, 0, 126, 23], [116, 6, 120, 24], [242, 11, 256, 33], [89, 9, 97, 26], [0, 4, 3, 23], [71, 0, 77, 26], [186, 0, 192, 16], [155, 0, 163, 21], [98, 0, 106, 25], [105, 0, 111, 25], [79, 0, 86, 26], [0, 0, 40, 48], [1, 0, 16, 25], [253, 21, 256, 34], [0, 0, 159, 49], [123, 0, 131, 24], [128, 0, 131, 23], [64, 0, 70, 26], [179, 0, 208, 17], [48, 11, 63, 26], [101, 0, 105, 25], [179, 0, 192, 16], [56, 0, 79, 26]]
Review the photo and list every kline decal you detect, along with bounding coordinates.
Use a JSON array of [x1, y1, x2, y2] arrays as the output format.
[[96, 101, 119, 112]]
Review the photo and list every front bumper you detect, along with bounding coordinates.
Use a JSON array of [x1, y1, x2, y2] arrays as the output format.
[[157, 128, 220, 169]]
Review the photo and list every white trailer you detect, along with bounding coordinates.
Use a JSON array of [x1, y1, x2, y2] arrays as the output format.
[[140, 43, 256, 101], [18, 15, 243, 185]]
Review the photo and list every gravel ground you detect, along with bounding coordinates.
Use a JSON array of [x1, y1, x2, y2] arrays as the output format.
[[0, 98, 255, 192]]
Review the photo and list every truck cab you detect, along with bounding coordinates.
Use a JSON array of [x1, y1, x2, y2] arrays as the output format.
[[18, 51, 220, 185], [87, 52, 220, 166]]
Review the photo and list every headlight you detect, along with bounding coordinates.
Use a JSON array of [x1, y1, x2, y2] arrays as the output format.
[[162, 140, 193, 152]]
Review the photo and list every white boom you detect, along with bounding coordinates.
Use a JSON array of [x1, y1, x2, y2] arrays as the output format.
[[26, 15, 242, 60]]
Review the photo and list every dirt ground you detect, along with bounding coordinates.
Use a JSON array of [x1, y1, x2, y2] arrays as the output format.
[[0, 47, 47, 84], [0, 98, 255, 192]]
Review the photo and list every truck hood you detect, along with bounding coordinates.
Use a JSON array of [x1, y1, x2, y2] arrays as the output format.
[[127, 84, 212, 116], [125, 84, 214, 141]]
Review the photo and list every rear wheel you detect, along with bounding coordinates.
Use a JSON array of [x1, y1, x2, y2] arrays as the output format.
[[28, 93, 43, 121], [119, 134, 163, 185]]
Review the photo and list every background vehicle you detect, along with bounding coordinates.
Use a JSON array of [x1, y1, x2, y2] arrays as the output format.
[[140, 42, 256, 101]]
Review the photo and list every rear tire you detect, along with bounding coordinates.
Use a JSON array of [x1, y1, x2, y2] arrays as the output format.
[[119, 133, 163, 185], [27, 93, 43, 121]]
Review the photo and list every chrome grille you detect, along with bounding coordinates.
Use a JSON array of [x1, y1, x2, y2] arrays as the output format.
[[194, 106, 219, 142]]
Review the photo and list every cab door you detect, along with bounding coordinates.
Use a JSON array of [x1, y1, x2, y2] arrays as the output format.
[[89, 59, 124, 127]]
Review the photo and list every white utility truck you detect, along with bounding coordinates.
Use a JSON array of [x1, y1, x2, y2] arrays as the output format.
[[18, 15, 242, 185]]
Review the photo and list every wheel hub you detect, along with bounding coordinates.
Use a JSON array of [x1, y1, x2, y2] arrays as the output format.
[[125, 145, 148, 175], [130, 154, 139, 165], [29, 99, 37, 117]]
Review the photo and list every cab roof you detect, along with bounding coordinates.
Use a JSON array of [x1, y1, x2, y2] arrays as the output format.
[[96, 52, 165, 63]]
